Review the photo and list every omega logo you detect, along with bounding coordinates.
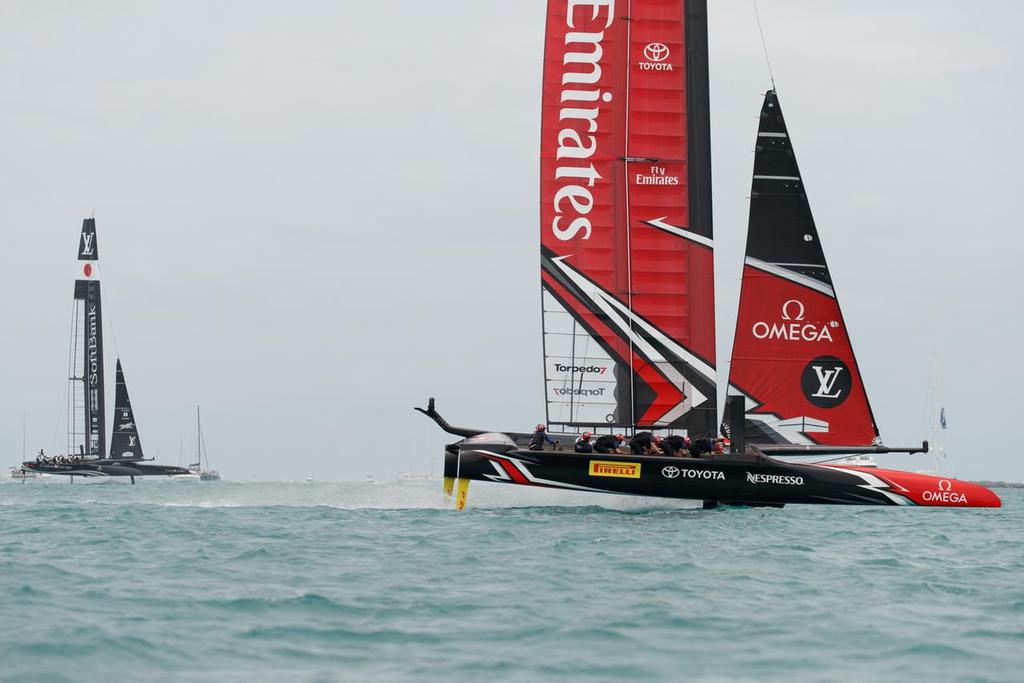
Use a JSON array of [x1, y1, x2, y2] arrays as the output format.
[[781, 299, 805, 321]]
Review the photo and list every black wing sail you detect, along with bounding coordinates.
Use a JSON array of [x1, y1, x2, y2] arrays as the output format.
[[109, 359, 145, 460], [72, 218, 106, 457]]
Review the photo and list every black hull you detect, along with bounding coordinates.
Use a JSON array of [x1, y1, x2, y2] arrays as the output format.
[[22, 461, 191, 478], [441, 434, 1001, 508]]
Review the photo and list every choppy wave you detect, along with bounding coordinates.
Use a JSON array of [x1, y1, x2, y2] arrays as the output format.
[[0, 481, 1020, 682]]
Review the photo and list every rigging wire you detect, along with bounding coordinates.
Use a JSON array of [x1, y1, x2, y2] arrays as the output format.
[[200, 417, 210, 469], [752, 0, 777, 91], [55, 300, 77, 455]]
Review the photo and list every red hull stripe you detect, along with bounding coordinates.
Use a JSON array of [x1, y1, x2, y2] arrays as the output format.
[[833, 467, 1002, 508]]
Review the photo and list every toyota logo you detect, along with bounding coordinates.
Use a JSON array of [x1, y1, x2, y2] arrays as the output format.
[[662, 466, 680, 479], [644, 43, 670, 63], [938, 479, 952, 492]]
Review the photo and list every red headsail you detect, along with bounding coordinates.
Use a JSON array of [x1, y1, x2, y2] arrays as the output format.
[[539, 0, 717, 434], [727, 91, 879, 445]]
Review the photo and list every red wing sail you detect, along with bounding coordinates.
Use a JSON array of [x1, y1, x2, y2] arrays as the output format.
[[727, 91, 879, 445], [540, 0, 717, 434]]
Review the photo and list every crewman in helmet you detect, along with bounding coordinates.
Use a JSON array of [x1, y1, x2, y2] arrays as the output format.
[[574, 432, 594, 454], [529, 423, 558, 451], [594, 433, 626, 454], [690, 437, 715, 458], [660, 434, 689, 457], [629, 431, 663, 455]]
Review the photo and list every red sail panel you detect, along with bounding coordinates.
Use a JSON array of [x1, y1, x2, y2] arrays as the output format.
[[540, 0, 716, 433], [730, 266, 877, 445], [727, 91, 878, 445]]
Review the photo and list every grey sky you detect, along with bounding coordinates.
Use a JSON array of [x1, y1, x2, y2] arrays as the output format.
[[1, 1, 1021, 481]]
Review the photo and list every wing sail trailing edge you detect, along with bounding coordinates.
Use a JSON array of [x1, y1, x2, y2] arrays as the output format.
[[540, 0, 717, 434], [726, 91, 879, 446]]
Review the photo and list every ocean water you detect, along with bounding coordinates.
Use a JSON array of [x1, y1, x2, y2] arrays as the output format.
[[0, 479, 1020, 683]]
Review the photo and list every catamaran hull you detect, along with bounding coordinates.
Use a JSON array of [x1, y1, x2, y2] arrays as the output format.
[[443, 444, 1001, 508], [21, 462, 191, 478]]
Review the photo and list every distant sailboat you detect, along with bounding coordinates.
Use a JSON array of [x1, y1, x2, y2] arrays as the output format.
[[7, 417, 44, 480], [22, 219, 189, 483], [173, 406, 220, 480], [194, 407, 220, 481]]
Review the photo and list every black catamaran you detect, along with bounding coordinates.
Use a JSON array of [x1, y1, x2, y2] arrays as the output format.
[[418, 0, 1000, 510], [22, 219, 189, 482]]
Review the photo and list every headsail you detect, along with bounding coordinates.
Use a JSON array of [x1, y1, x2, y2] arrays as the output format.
[[726, 91, 878, 445], [110, 359, 145, 460], [540, 0, 717, 433], [70, 218, 106, 457]]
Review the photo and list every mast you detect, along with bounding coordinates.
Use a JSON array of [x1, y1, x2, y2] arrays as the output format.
[[539, 0, 717, 434], [197, 406, 202, 469], [109, 359, 145, 460], [726, 91, 878, 446], [71, 218, 106, 458]]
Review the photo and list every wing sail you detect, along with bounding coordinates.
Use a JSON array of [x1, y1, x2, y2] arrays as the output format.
[[71, 218, 106, 457], [540, 0, 717, 434]]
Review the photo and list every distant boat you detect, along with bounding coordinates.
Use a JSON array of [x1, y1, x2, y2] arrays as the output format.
[[305, 475, 314, 483], [7, 418, 45, 480], [396, 448, 439, 482], [396, 471, 439, 483], [173, 406, 220, 481], [364, 475, 378, 485], [21, 219, 189, 483]]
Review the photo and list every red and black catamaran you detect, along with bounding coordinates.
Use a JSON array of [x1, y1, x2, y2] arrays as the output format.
[[21, 219, 189, 482], [419, 0, 999, 509]]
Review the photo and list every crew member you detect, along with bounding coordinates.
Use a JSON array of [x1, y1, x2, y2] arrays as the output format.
[[529, 423, 557, 451], [594, 433, 625, 454], [574, 432, 594, 454], [661, 434, 689, 458], [690, 437, 715, 458], [629, 431, 652, 455], [630, 431, 663, 455]]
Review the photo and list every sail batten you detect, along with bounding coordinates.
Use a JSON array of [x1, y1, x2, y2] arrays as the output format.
[[540, 0, 717, 434], [727, 90, 878, 446]]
